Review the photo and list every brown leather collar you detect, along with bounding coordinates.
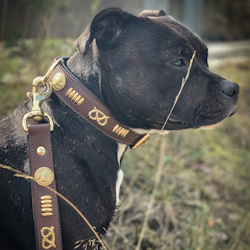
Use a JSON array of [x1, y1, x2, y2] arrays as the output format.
[[48, 58, 150, 148]]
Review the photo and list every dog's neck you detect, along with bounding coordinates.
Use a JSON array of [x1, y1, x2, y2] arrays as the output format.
[[66, 44, 127, 153], [66, 42, 104, 103]]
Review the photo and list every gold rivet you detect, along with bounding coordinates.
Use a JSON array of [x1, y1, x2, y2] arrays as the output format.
[[41, 200, 52, 204], [68, 90, 76, 98], [74, 95, 81, 103], [71, 92, 79, 101], [123, 130, 130, 138], [116, 127, 122, 134], [77, 98, 84, 106], [41, 204, 53, 208], [37, 146, 46, 155], [41, 208, 53, 212], [42, 212, 53, 217], [52, 73, 66, 91], [121, 129, 127, 137], [118, 128, 125, 135], [112, 124, 119, 132], [66, 88, 73, 96], [41, 195, 52, 200]]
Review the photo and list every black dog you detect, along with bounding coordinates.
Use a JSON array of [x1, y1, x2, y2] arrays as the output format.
[[0, 8, 239, 250]]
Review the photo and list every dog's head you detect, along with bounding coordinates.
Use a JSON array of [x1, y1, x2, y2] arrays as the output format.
[[77, 8, 239, 131]]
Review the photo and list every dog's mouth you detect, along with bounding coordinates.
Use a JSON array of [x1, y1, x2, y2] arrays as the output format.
[[168, 117, 192, 127], [163, 116, 196, 130], [167, 108, 237, 130], [166, 116, 219, 130], [154, 102, 238, 131]]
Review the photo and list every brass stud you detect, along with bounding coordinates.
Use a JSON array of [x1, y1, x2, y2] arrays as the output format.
[[116, 127, 122, 134], [41, 208, 53, 212], [66, 88, 73, 96], [68, 90, 76, 99], [41, 195, 52, 200], [74, 95, 81, 103], [52, 73, 66, 91], [37, 146, 46, 155], [122, 130, 129, 137], [71, 92, 79, 101], [42, 212, 53, 217], [113, 124, 119, 132], [41, 200, 52, 204], [77, 98, 84, 106], [118, 128, 125, 136], [41, 204, 53, 208], [123, 130, 129, 137]]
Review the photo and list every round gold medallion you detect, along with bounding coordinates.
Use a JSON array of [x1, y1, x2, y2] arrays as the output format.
[[34, 167, 54, 186], [52, 73, 66, 91]]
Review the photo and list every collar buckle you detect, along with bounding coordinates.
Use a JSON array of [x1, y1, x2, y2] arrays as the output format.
[[132, 134, 150, 149]]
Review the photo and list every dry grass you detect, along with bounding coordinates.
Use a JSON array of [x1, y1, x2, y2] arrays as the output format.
[[1, 40, 250, 250]]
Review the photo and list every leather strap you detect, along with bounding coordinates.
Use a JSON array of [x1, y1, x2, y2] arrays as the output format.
[[28, 124, 63, 250], [48, 58, 148, 148]]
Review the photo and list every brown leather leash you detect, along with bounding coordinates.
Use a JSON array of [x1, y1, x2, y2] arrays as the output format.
[[28, 124, 63, 250], [22, 58, 150, 249]]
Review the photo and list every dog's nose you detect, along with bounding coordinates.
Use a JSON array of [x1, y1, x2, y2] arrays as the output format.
[[220, 80, 239, 101]]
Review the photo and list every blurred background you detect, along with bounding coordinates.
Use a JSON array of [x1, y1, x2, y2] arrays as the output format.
[[1, 0, 250, 41], [1, 0, 250, 249]]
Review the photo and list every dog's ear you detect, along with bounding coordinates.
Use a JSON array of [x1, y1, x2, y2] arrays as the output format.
[[77, 8, 135, 55], [140, 10, 166, 17]]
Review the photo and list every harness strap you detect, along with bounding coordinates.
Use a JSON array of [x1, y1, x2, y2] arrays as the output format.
[[28, 123, 63, 250]]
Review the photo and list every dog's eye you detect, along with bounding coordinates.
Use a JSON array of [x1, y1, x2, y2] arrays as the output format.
[[171, 59, 185, 67]]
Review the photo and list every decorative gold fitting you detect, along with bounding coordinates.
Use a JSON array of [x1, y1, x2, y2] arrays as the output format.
[[41, 204, 53, 208], [37, 146, 46, 155], [41, 226, 56, 249], [66, 87, 84, 106], [52, 72, 66, 91], [41, 195, 52, 200], [35, 167, 54, 187], [42, 212, 53, 217], [41, 200, 52, 204], [22, 58, 62, 132], [42, 208, 53, 212], [41, 195, 53, 217], [132, 134, 150, 149], [88, 107, 110, 126], [112, 124, 130, 138]]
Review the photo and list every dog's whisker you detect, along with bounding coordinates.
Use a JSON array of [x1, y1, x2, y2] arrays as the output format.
[[192, 104, 202, 119], [193, 106, 204, 124], [195, 112, 204, 124]]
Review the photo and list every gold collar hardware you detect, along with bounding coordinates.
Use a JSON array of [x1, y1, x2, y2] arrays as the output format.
[[132, 134, 150, 149], [22, 58, 62, 132]]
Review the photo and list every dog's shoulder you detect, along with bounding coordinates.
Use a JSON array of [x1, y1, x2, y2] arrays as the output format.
[[0, 103, 29, 145]]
